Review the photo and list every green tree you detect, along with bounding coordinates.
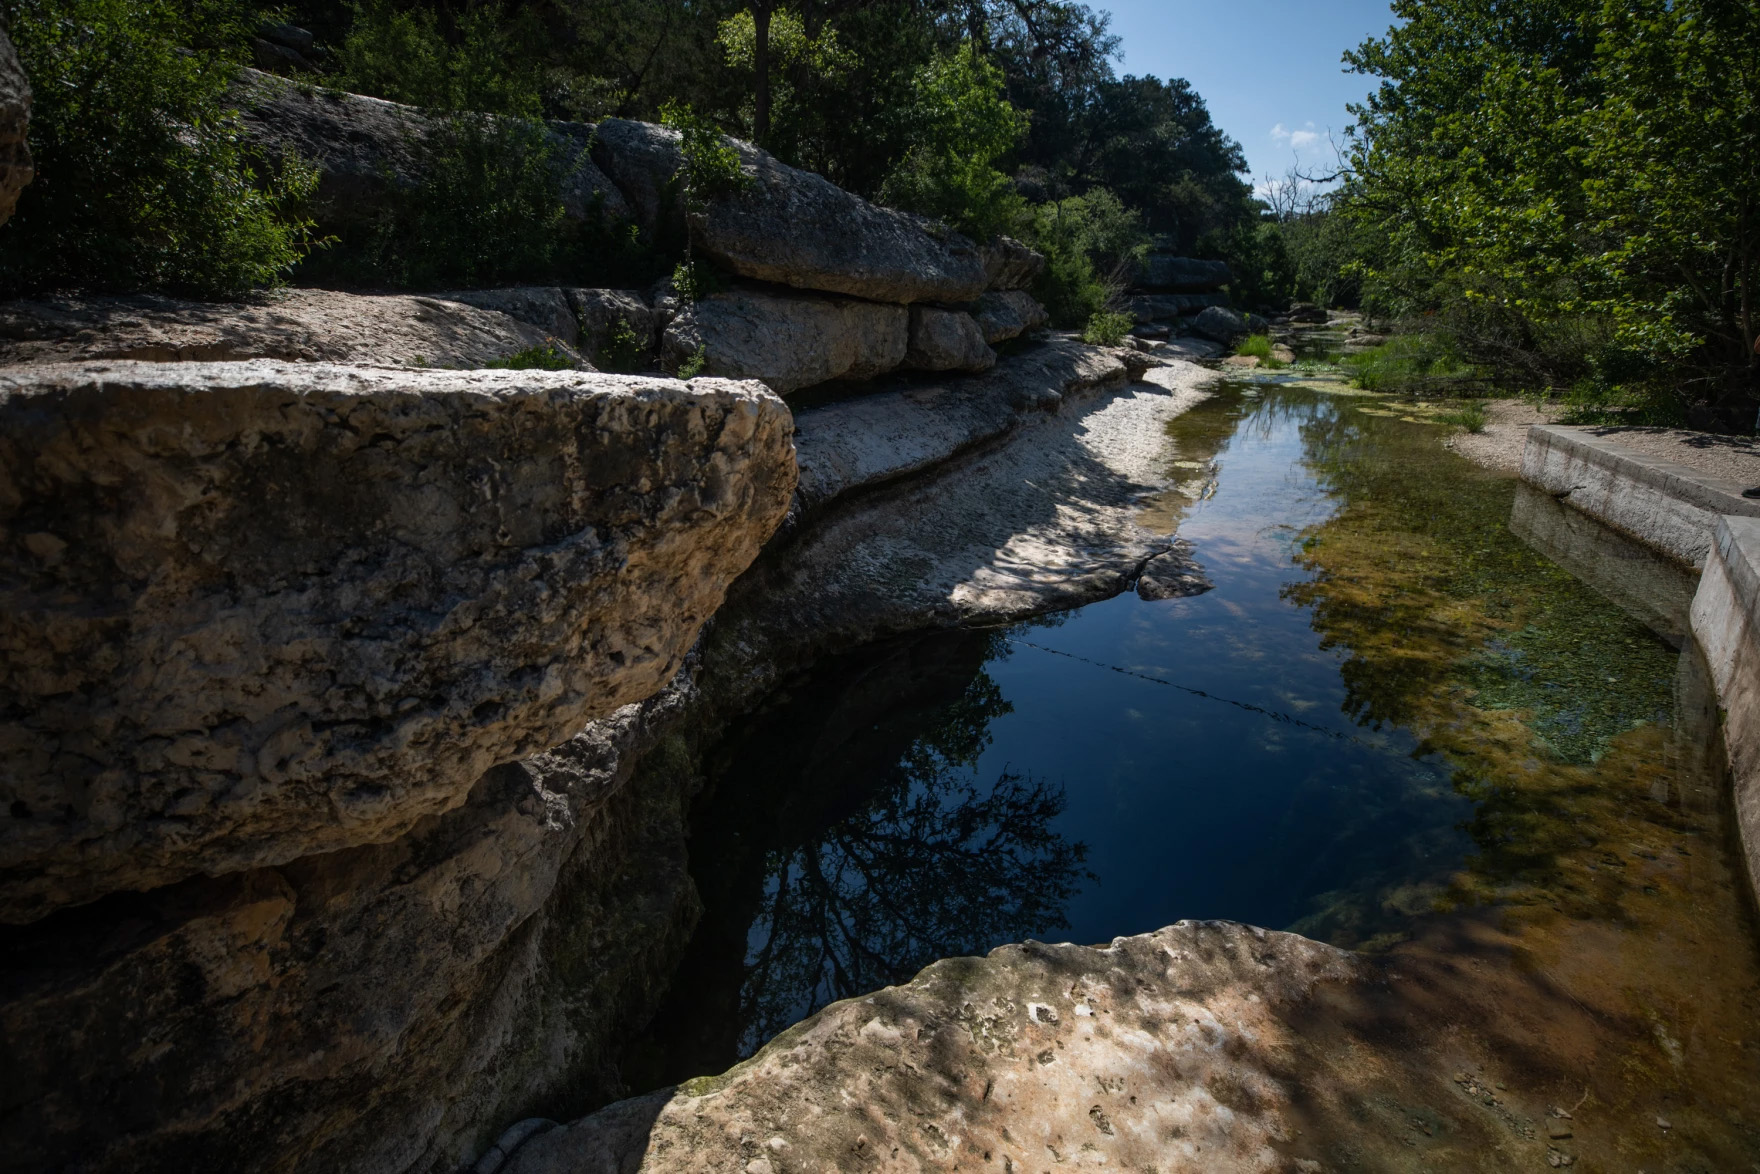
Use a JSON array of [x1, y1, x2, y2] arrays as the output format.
[[1, 0, 316, 297], [878, 42, 1027, 239]]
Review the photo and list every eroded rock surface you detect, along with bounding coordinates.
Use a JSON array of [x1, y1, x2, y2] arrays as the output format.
[[973, 289, 1049, 344], [0, 25, 32, 227], [505, 922, 1364, 1174], [0, 288, 588, 368], [1137, 542, 1214, 600], [904, 306, 995, 372], [978, 235, 1045, 291], [0, 362, 795, 921], [661, 287, 907, 394], [1138, 253, 1232, 293]]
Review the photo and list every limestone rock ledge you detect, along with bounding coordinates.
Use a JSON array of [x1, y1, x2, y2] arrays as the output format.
[[0, 361, 796, 922], [504, 921, 1364, 1174]]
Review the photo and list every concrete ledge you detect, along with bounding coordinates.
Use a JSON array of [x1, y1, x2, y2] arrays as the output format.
[[1520, 425, 1760, 568], [1691, 515, 1760, 906]]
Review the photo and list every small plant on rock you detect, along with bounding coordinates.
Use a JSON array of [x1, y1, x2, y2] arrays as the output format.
[[486, 341, 575, 370], [597, 318, 646, 373], [675, 346, 708, 379], [1438, 401, 1489, 433]]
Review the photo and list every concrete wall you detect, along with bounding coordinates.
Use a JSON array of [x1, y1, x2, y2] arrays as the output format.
[[1521, 425, 1760, 568], [1691, 516, 1760, 906]]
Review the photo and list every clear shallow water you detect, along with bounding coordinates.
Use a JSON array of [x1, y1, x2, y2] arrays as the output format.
[[626, 381, 1760, 1135]]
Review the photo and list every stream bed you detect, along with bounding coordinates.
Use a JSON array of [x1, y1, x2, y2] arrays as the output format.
[[626, 377, 1760, 1165]]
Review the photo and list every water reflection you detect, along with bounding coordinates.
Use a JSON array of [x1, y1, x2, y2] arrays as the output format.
[[624, 632, 1090, 1087]]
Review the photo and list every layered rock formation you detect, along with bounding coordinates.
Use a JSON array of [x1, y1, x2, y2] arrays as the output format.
[[0, 362, 795, 919], [660, 287, 908, 393], [0, 289, 592, 368], [0, 25, 31, 227]]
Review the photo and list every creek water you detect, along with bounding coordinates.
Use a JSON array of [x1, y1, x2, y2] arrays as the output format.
[[627, 377, 1760, 1162]]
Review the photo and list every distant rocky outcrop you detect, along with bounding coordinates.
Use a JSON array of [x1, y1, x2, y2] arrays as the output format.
[[0, 24, 33, 226], [0, 288, 590, 367], [1137, 251, 1232, 294], [1190, 304, 1253, 344], [0, 361, 795, 920]]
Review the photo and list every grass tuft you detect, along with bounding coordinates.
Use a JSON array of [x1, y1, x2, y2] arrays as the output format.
[[1081, 310, 1135, 347]]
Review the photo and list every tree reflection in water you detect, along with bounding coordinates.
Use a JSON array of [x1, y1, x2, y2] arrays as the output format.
[[625, 630, 1090, 1088]]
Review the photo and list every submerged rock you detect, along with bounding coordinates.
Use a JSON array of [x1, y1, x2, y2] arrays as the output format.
[[1137, 543, 1215, 600], [661, 287, 908, 393], [504, 921, 1364, 1174], [0, 288, 590, 368], [904, 306, 996, 372], [0, 24, 33, 227], [0, 361, 796, 921]]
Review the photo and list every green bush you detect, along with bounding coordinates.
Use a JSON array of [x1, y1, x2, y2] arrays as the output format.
[[1, 0, 317, 298], [596, 318, 646, 373], [1437, 401, 1489, 433], [879, 43, 1027, 242], [301, 116, 652, 289], [334, 0, 543, 115], [675, 345, 707, 378], [1343, 332, 1479, 395], [1030, 190, 1146, 328], [1081, 311, 1134, 347], [486, 341, 576, 369]]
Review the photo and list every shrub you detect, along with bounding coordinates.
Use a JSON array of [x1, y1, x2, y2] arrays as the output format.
[[1437, 401, 1489, 433], [301, 116, 653, 289], [1343, 332, 1479, 395], [596, 318, 646, 373], [661, 101, 753, 206], [1, 0, 317, 298], [486, 341, 575, 370], [333, 0, 543, 116], [1082, 311, 1134, 347], [675, 346, 707, 378], [1030, 190, 1146, 329], [878, 43, 1028, 241]]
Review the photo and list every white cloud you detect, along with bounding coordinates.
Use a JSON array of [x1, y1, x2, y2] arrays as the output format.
[[1270, 121, 1323, 151]]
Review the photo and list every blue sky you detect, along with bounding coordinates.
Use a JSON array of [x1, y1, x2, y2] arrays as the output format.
[[1096, 0, 1401, 189]]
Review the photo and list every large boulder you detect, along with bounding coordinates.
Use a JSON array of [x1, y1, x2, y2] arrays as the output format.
[[1137, 253, 1232, 293], [503, 922, 1367, 1174], [233, 71, 631, 230], [972, 289, 1050, 345], [0, 361, 796, 922], [904, 306, 996, 372], [591, 119, 989, 304], [0, 288, 589, 368], [0, 25, 32, 227], [978, 235, 1046, 291], [1128, 293, 1228, 322], [1189, 304, 1251, 344], [661, 287, 908, 394]]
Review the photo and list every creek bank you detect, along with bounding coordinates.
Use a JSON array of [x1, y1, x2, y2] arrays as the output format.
[[1520, 423, 1760, 568]]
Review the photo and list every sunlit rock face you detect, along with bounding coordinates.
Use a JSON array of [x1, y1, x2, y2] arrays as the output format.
[[0, 361, 796, 922], [505, 921, 1365, 1174]]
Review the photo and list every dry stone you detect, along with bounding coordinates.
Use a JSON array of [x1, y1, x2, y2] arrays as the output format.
[[1190, 304, 1251, 344], [905, 306, 996, 372], [661, 287, 907, 394], [437, 287, 580, 346], [972, 289, 1050, 345], [0, 288, 588, 368], [590, 118, 988, 304], [0, 24, 32, 227], [0, 361, 796, 921]]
